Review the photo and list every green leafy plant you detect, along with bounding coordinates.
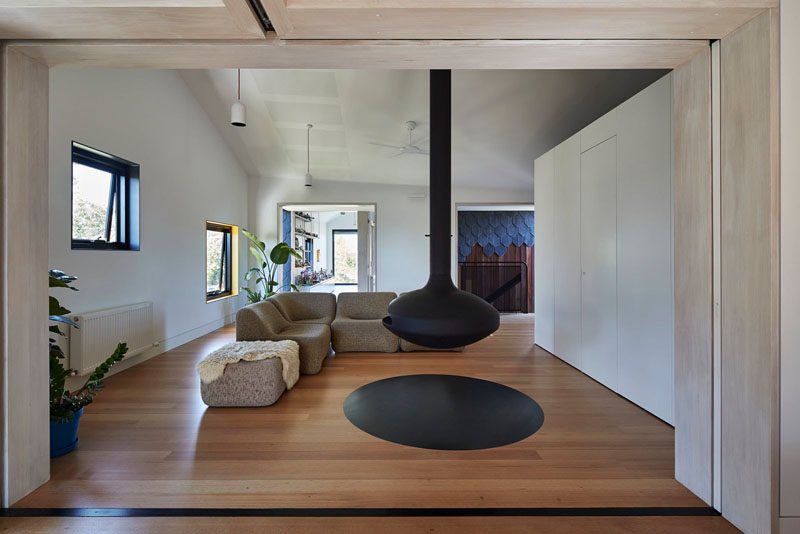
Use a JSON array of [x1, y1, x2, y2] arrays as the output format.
[[49, 270, 128, 423], [241, 229, 303, 303]]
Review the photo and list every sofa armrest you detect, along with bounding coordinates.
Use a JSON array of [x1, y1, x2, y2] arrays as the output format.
[[235, 307, 270, 341], [236, 301, 288, 341]]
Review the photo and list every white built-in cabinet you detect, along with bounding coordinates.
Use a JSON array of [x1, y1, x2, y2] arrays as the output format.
[[534, 73, 674, 423], [580, 136, 619, 390], [552, 134, 582, 369]]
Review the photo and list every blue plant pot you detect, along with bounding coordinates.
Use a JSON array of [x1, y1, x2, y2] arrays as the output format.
[[50, 407, 83, 458]]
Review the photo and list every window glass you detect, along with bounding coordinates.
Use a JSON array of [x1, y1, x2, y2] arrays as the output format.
[[71, 142, 139, 251], [333, 231, 358, 284], [72, 162, 115, 242], [206, 229, 227, 294]]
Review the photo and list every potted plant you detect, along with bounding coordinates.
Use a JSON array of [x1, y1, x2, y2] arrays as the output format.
[[49, 270, 128, 458], [241, 229, 302, 303]]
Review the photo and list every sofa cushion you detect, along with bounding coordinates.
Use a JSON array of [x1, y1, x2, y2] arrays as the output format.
[[331, 317, 399, 353], [276, 323, 332, 375], [336, 292, 397, 320], [270, 293, 336, 325]]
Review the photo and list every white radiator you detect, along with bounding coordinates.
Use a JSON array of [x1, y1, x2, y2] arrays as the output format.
[[69, 302, 154, 375]]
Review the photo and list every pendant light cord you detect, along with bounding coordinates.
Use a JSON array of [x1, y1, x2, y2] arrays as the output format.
[[307, 125, 310, 174], [237, 69, 241, 101]]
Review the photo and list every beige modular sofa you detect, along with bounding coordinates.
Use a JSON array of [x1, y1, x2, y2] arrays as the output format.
[[331, 292, 399, 353], [236, 293, 335, 375]]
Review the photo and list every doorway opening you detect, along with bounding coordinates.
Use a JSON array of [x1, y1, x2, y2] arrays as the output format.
[[456, 203, 535, 314], [279, 203, 377, 295]]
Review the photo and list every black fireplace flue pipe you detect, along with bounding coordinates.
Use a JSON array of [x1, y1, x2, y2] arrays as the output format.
[[382, 70, 500, 349]]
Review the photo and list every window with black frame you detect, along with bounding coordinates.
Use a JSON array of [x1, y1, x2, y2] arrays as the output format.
[[206, 222, 234, 301], [71, 142, 140, 250]]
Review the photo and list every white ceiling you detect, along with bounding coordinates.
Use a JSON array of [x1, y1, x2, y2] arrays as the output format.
[[180, 68, 667, 190]]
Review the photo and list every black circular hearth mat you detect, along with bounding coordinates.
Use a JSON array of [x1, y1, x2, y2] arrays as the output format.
[[343, 374, 544, 450]]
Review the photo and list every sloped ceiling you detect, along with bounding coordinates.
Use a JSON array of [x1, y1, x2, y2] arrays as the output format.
[[181, 68, 667, 190]]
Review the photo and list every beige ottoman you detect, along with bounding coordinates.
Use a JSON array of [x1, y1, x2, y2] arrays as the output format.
[[200, 358, 286, 407], [196, 340, 300, 407]]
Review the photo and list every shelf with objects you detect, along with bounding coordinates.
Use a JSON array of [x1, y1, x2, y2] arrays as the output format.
[[289, 210, 334, 291]]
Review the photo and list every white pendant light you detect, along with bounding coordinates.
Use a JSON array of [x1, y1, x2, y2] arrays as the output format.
[[304, 123, 313, 187], [230, 69, 246, 127]]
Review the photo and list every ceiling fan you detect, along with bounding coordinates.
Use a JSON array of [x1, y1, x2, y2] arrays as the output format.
[[369, 120, 429, 157]]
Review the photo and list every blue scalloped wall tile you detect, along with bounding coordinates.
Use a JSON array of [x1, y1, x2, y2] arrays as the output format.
[[457, 211, 534, 262]]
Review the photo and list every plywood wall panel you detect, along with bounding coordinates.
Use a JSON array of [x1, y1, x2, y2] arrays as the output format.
[[672, 47, 713, 506], [0, 46, 50, 505], [719, 10, 779, 533]]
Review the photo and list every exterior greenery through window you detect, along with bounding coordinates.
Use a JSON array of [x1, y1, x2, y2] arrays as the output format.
[[71, 142, 139, 250], [333, 229, 358, 284], [207, 222, 234, 300]]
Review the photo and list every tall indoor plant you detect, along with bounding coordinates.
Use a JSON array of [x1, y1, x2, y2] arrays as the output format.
[[241, 229, 302, 303], [49, 270, 128, 457]]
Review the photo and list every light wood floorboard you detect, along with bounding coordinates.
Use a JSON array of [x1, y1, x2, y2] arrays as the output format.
[[11, 314, 734, 530]]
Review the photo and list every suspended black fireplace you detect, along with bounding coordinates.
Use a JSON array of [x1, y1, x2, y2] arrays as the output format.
[[382, 70, 500, 349]]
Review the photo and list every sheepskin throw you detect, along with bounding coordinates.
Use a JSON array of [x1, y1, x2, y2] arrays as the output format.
[[196, 340, 299, 389]]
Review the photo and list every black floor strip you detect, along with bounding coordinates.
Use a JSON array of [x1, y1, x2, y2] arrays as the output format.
[[2, 507, 720, 518]]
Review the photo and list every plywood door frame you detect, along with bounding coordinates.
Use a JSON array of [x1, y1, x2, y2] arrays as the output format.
[[8, 38, 708, 70], [672, 43, 713, 507], [0, 23, 778, 527], [719, 10, 780, 533], [0, 45, 50, 508]]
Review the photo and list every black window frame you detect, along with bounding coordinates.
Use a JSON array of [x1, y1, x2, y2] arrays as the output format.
[[71, 142, 140, 251], [206, 222, 234, 301]]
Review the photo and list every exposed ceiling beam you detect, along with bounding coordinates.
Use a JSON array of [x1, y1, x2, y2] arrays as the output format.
[[258, 0, 293, 36], [285, 1, 776, 7], [0, 0, 265, 39], [258, 1, 770, 39]]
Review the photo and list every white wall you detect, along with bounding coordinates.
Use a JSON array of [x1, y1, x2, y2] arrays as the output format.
[[250, 177, 533, 294], [49, 69, 249, 376], [781, 0, 800, 525]]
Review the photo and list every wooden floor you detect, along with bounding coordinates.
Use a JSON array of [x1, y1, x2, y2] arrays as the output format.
[[8, 314, 736, 532]]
